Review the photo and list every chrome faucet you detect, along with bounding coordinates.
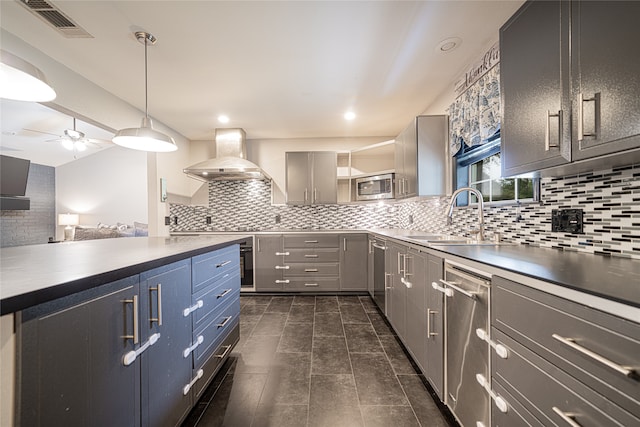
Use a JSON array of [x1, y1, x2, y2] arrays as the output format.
[[447, 187, 486, 241]]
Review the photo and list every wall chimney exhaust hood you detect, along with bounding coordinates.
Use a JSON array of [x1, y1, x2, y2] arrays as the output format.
[[183, 128, 270, 181]]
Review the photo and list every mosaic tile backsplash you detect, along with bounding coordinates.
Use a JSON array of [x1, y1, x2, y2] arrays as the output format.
[[170, 164, 639, 260]]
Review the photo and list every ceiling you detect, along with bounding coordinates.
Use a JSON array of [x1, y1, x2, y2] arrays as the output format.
[[0, 0, 524, 164]]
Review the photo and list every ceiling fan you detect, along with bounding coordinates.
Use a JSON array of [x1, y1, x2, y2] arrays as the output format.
[[24, 117, 112, 156]]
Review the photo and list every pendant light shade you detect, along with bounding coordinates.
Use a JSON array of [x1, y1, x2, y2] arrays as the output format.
[[112, 32, 177, 152], [0, 50, 57, 102]]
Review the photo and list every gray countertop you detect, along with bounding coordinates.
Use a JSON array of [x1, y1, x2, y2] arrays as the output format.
[[0, 235, 248, 315]]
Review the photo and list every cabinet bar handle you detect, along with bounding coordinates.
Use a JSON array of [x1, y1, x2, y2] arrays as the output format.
[[476, 374, 508, 413], [427, 309, 438, 337], [578, 92, 601, 142], [545, 110, 562, 150], [183, 300, 204, 317], [215, 344, 233, 359], [216, 260, 232, 268], [149, 284, 162, 326], [217, 315, 232, 328], [397, 252, 403, 275], [343, 238, 347, 251], [123, 295, 139, 344], [372, 243, 386, 250], [305, 240, 319, 243], [431, 281, 453, 297], [123, 332, 160, 366], [183, 335, 204, 358], [304, 188, 308, 202], [183, 369, 204, 395], [384, 273, 392, 290], [313, 188, 317, 203], [257, 238, 261, 252], [304, 283, 319, 287], [275, 279, 290, 284], [217, 289, 232, 299], [552, 407, 582, 427], [476, 328, 509, 359], [275, 265, 290, 270], [275, 252, 290, 256], [304, 254, 319, 258], [552, 334, 637, 380], [368, 239, 373, 254], [440, 279, 476, 300], [304, 268, 319, 272]]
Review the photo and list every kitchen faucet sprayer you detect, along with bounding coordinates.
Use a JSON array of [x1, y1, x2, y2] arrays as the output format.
[[447, 187, 486, 241]]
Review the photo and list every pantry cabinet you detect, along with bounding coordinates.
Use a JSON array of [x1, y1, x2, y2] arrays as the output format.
[[500, 0, 640, 177], [285, 151, 337, 205]]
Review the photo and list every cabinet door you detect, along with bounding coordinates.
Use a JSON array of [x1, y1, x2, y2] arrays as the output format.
[[500, 0, 571, 176], [18, 276, 141, 427], [571, 1, 640, 160], [311, 152, 337, 204], [285, 152, 311, 204], [395, 130, 405, 197], [254, 235, 284, 291], [367, 237, 375, 297], [402, 121, 418, 198], [339, 233, 368, 291], [387, 243, 406, 338], [404, 248, 427, 373], [140, 259, 192, 427], [425, 254, 444, 400]]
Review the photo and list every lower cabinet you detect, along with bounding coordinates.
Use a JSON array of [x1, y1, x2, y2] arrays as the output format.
[[425, 254, 444, 400], [254, 234, 285, 291], [387, 241, 407, 338], [403, 247, 428, 373], [339, 233, 368, 291], [16, 245, 241, 427]]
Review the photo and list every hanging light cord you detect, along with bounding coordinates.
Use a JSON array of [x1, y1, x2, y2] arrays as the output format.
[[143, 34, 149, 119]]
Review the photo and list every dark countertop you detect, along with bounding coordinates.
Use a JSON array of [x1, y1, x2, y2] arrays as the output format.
[[0, 235, 248, 315]]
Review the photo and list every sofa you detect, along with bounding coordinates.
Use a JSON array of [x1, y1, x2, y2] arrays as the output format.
[[73, 222, 148, 241]]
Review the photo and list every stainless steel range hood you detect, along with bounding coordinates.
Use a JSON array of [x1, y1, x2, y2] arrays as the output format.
[[183, 128, 270, 181]]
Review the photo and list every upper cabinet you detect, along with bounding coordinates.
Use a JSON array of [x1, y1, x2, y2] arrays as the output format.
[[285, 151, 337, 205], [500, 0, 640, 177], [395, 115, 448, 199]]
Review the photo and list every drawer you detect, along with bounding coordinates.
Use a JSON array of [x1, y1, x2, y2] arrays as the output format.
[[283, 234, 339, 248], [192, 245, 240, 292], [493, 276, 640, 418], [285, 248, 339, 263], [191, 272, 240, 330], [192, 323, 239, 402], [281, 277, 340, 292], [492, 380, 544, 427], [492, 328, 640, 427], [192, 296, 240, 369], [284, 263, 339, 277]]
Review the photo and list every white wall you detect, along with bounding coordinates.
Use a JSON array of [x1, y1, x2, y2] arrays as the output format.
[[56, 147, 147, 239]]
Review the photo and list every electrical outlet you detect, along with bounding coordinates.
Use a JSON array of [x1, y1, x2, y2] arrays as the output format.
[[408, 215, 414, 224], [275, 214, 281, 224], [173, 217, 178, 226], [164, 216, 170, 226], [206, 216, 212, 225], [552, 209, 584, 234]]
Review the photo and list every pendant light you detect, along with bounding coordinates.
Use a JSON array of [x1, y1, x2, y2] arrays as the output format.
[[0, 50, 57, 102], [112, 32, 177, 152]]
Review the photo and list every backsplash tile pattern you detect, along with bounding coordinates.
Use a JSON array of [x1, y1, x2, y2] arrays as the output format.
[[170, 164, 639, 260]]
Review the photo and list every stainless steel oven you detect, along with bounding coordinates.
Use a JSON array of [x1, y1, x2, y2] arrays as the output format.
[[355, 173, 395, 201], [239, 238, 253, 289]]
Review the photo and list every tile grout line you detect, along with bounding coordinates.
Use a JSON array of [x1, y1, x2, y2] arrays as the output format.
[[341, 296, 366, 427]]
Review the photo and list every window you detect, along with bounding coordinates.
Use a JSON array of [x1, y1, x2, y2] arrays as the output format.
[[454, 138, 538, 205]]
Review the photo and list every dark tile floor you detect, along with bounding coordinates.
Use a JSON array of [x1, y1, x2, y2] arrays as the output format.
[[182, 295, 454, 427]]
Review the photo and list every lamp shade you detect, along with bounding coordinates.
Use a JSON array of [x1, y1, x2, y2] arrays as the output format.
[[0, 50, 56, 102], [58, 213, 79, 226], [112, 117, 178, 152]]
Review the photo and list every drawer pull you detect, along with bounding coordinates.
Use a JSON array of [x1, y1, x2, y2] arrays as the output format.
[[123, 295, 139, 344], [304, 268, 319, 272], [215, 344, 233, 359], [304, 283, 319, 287], [183, 300, 204, 317], [372, 243, 387, 250], [149, 284, 162, 326], [183, 369, 204, 395], [123, 332, 160, 366], [431, 281, 453, 297], [275, 279, 290, 284], [275, 252, 290, 256], [304, 254, 319, 258], [275, 265, 290, 270], [217, 289, 232, 299], [427, 309, 438, 337], [217, 316, 232, 328], [440, 279, 476, 300], [304, 240, 319, 243], [183, 335, 204, 358], [476, 374, 508, 413], [552, 334, 638, 380], [552, 407, 582, 427], [476, 329, 509, 359], [400, 277, 412, 288], [216, 260, 232, 268]]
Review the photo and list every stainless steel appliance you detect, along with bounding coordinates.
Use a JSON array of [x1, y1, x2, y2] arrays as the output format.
[[355, 173, 395, 201], [239, 238, 254, 288], [371, 239, 388, 313], [439, 261, 491, 427]]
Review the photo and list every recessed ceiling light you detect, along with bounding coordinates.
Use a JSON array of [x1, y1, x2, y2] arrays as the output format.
[[344, 111, 356, 121], [436, 37, 462, 53], [218, 115, 230, 123]]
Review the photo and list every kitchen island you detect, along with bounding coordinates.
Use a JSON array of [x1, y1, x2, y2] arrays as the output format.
[[0, 235, 247, 427]]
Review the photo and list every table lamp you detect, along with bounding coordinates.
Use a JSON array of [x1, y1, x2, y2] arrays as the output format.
[[58, 213, 79, 241]]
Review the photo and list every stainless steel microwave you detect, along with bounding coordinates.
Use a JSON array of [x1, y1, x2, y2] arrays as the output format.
[[355, 173, 395, 201]]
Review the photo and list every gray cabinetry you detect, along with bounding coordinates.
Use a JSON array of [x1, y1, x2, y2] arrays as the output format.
[[18, 276, 141, 427], [500, 0, 640, 177], [425, 254, 444, 400], [403, 247, 428, 372], [339, 233, 368, 291], [394, 115, 448, 199], [283, 234, 340, 292], [386, 242, 407, 338], [492, 276, 640, 426], [254, 234, 285, 291], [285, 151, 337, 205]]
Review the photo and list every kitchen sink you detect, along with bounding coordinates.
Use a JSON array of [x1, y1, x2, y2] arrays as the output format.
[[404, 234, 512, 246]]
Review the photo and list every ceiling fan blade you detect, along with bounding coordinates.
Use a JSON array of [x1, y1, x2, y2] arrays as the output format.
[[22, 128, 61, 137]]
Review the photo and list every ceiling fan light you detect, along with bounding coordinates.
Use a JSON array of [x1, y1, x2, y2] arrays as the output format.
[[113, 117, 177, 152], [0, 50, 57, 102], [75, 141, 88, 152], [61, 139, 75, 151], [65, 128, 83, 139]]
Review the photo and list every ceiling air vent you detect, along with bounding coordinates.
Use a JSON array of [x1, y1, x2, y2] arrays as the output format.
[[17, 0, 93, 38]]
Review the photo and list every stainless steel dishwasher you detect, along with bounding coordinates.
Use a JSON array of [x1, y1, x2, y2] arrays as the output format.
[[371, 239, 388, 314], [437, 261, 491, 427]]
